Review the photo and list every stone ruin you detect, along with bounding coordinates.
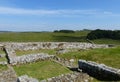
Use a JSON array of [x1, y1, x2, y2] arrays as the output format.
[[0, 42, 109, 51], [0, 42, 119, 82], [78, 60, 120, 81]]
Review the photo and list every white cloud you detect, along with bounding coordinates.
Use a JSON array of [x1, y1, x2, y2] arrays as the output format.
[[0, 7, 112, 16], [0, 6, 119, 17]]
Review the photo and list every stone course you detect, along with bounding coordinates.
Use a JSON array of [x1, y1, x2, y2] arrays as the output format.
[[78, 59, 120, 81], [40, 72, 93, 82], [9, 53, 55, 65], [1, 42, 109, 51]]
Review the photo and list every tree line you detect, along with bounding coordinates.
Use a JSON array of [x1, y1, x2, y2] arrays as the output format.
[[87, 29, 120, 40], [54, 30, 75, 33]]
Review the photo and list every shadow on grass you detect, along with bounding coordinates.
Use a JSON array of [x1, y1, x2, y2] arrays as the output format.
[[52, 35, 87, 42]]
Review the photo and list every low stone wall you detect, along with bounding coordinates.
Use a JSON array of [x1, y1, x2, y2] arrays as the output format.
[[9, 53, 55, 65], [4, 45, 17, 64], [1, 42, 109, 51], [40, 72, 93, 82], [78, 60, 120, 81]]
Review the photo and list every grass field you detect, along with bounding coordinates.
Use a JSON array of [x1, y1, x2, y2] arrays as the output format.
[[0, 31, 120, 45], [14, 60, 71, 80], [58, 46, 120, 69], [0, 31, 89, 42], [93, 39, 120, 45]]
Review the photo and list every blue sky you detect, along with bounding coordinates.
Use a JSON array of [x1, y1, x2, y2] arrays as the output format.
[[0, 0, 120, 31]]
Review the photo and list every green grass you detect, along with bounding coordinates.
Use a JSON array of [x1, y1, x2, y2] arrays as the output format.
[[58, 46, 120, 69], [93, 39, 120, 45], [0, 65, 8, 72], [0, 31, 119, 45], [0, 31, 120, 45], [13, 60, 71, 80], [15, 49, 56, 56], [0, 50, 6, 62], [0, 57, 7, 62], [0, 50, 5, 54], [0, 31, 89, 42]]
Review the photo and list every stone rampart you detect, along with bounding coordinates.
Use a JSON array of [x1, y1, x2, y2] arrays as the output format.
[[78, 60, 120, 81]]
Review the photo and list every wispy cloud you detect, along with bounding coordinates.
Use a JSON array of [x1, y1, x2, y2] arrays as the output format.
[[0, 6, 119, 17], [0, 6, 97, 15]]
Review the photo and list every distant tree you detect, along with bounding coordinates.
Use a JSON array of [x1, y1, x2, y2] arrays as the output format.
[[54, 30, 75, 33], [54, 30, 59, 33]]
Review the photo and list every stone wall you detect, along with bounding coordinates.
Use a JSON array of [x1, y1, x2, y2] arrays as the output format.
[[1, 42, 109, 51], [78, 60, 120, 81], [4, 45, 17, 64], [40, 72, 93, 82], [9, 53, 55, 65]]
